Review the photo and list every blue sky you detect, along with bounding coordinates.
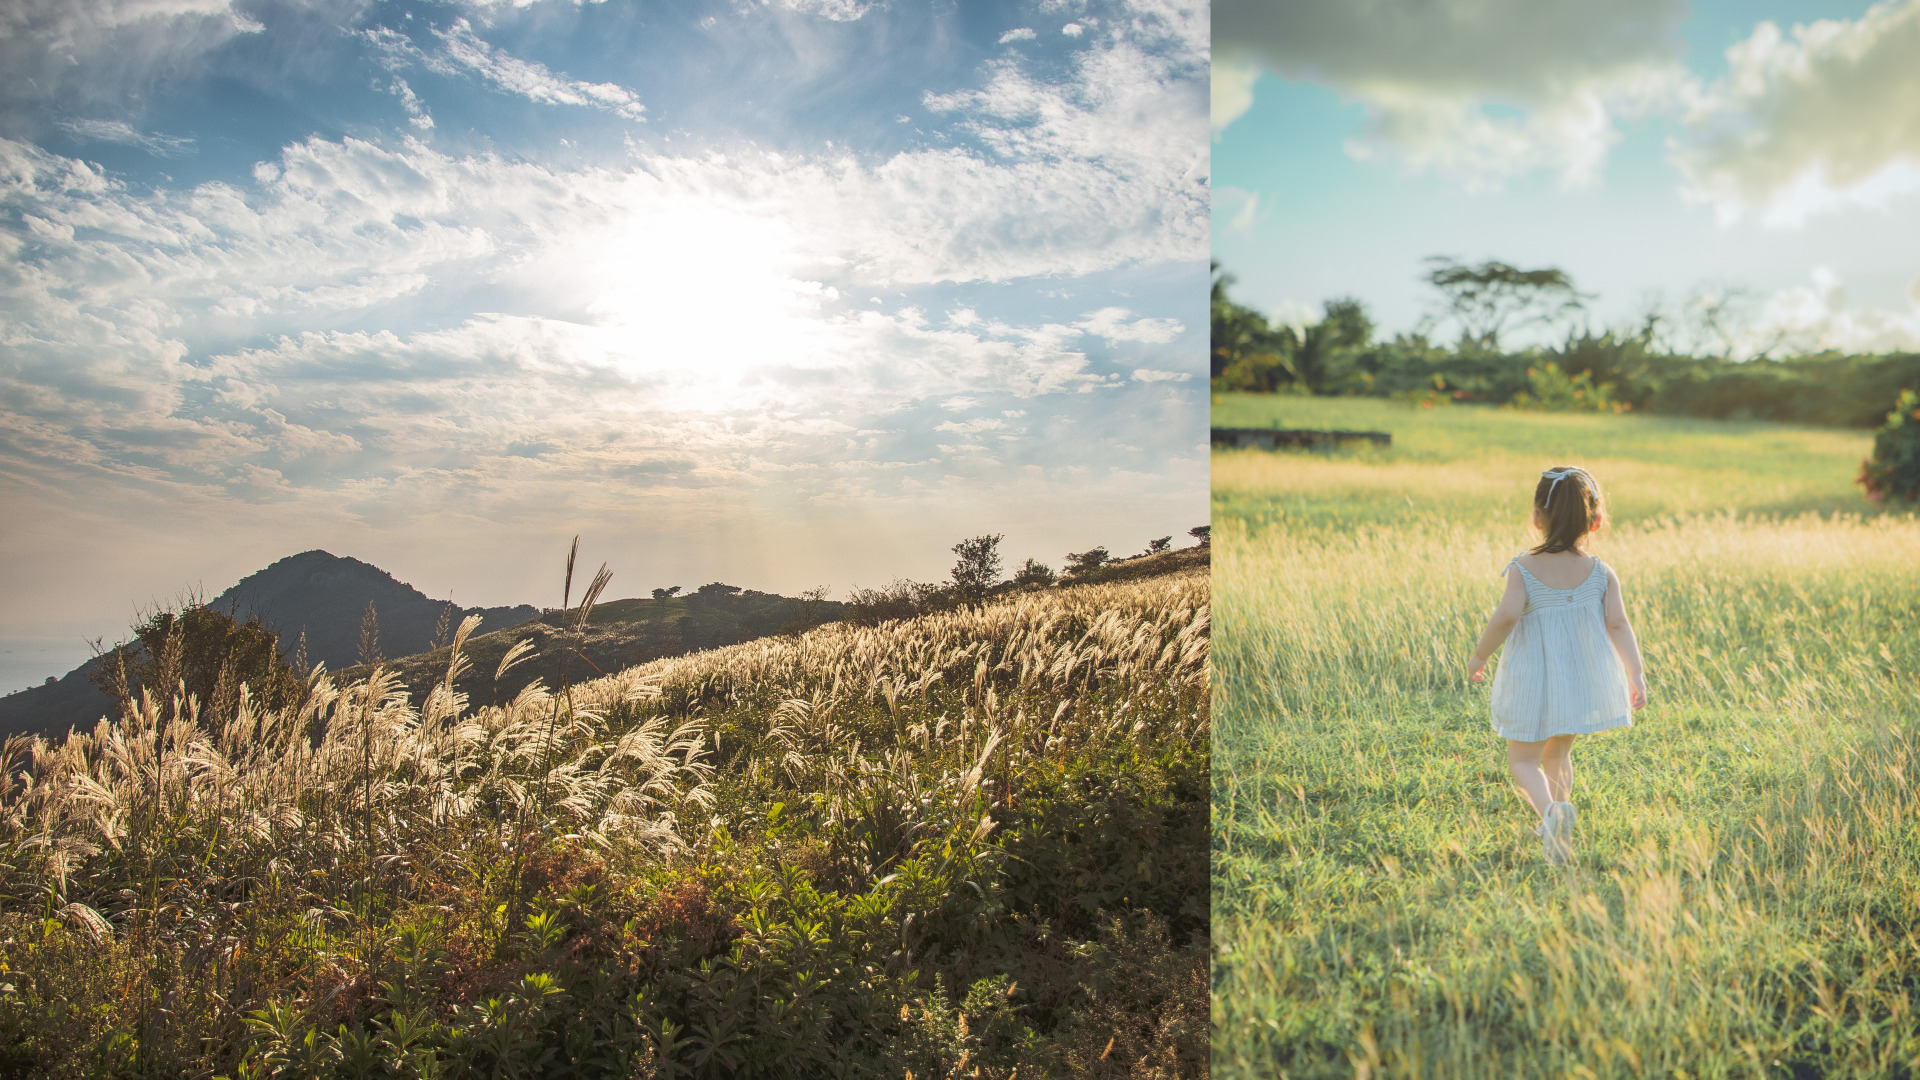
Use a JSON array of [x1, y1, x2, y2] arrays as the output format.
[[0, 0, 1208, 686], [1212, 0, 1920, 355]]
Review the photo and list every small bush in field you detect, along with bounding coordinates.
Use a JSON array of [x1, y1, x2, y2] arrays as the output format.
[[1012, 557, 1056, 587], [1063, 547, 1110, 576], [843, 577, 952, 625], [91, 602, 306, 730], [1858, 387, 1920, 502], [1505, 361, 1629, 413]]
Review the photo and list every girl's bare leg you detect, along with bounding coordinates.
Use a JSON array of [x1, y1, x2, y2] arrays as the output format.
[[1543, 734, 1578, 803], [1506, 739, 1553, 819]]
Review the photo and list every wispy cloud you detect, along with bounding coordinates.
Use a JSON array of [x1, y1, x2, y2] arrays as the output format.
[[431, 19, 646, 121], [0, 121, 1195, 507], [1, 0, 262, 113], [1742, 268, 1920, 355], [775, 0, 878, 21], [55, 119, 195, 156]]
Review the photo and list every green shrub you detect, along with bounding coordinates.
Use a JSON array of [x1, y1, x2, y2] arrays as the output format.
[[1506, 362, 1628, 413], [1857, 387, 1920, 502], [91, 603, 306, 729]]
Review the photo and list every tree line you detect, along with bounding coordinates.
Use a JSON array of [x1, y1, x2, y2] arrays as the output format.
[[842, 526, 1210, 625], [1212, 258, 1920, 429]]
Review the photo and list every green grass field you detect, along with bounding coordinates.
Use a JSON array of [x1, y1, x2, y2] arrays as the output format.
[[1211, 395, 1920, 1078]]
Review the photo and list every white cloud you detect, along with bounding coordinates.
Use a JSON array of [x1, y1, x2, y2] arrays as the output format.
[[55, 118, 195, 156], [1062, 22, 1084, 36], [1000, 27, 1037, 43], [1130, 368, 1190, 382], [1741, 267, 1920, 355], [1211, 56, 1259, 133], [907, 14, 1206, 279], [1213, 0, 1687, 188], [0, 0, 262, 113], [0, 2, 1207, 611], [935, 418, 1008, 434], [774, 0, 877, 20], [370, 8, 1207, 288], [0, 125, 1189, 511], [432, 19, 646, 121], [389, 79, 434, 130], [1212, 185, 1266, 234], [1075, 306, 1183, 344], [1672, 2, 1920, 227]]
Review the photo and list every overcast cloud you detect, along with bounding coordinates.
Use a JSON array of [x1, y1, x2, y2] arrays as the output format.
[[1672, 1, 1920, 226], [1213, 0, 1920, 356], [1212, 0, 1689, 187]]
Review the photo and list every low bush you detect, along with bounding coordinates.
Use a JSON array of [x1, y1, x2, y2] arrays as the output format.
[[1858, 387, 1920, 502]]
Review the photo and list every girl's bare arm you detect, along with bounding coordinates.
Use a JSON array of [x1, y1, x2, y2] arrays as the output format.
[[1602, 565, 1647, 709], [1468, 566, 1528, 680]]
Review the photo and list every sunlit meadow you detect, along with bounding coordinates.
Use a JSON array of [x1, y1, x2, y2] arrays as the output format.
[[1211, 396, 1920, 1078]]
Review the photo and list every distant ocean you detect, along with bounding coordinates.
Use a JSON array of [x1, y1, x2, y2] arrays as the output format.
[[0, 639, 98, 696]]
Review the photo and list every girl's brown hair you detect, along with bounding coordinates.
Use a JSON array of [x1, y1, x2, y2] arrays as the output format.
[[1531, 466, 1606, 554]]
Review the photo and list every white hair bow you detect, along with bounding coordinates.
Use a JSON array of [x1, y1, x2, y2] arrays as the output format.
[[1542, 467, 1589, 504]]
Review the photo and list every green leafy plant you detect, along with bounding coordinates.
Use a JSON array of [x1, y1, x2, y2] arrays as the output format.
[[1857, 387, 1920, 502], [1506, 362, 1628, 413]]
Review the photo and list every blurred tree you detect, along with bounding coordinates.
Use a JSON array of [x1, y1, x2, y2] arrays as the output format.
[[1294, 297, 1374, 391], [1144, 536, 1172, 555], [1423, 257, 1588, 352], [651, 586, 682, 601], [1212, 262, 1301, 389], [1189, 525, 1210, 546]]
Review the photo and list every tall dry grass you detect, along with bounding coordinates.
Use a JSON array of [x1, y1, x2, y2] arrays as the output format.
[[0, 567, 1209, 1078]]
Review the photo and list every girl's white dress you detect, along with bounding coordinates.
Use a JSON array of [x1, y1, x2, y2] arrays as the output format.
[[1489, 557, 1633, 741]]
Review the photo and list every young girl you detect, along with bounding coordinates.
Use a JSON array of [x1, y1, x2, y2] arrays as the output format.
[[1468, 466, 1647, 865]]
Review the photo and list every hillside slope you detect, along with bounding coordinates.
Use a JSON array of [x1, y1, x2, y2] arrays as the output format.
[[0, 565, 1210, 1078], [0, 550, 541, 740], [335, 583, 848, 709]]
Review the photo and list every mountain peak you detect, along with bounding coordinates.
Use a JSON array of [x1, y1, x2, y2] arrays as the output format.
[[207, 552, 537, 670]]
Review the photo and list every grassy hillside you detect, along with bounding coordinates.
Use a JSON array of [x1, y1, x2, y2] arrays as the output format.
[[0, 570, 1208, 1078], [352, 558, 1207, 714], [1210, 403, 1920, 1077], [340, 586, 845, 712]]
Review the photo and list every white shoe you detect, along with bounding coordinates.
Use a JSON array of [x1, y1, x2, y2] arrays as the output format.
[[1542, 802, 1575, 866]]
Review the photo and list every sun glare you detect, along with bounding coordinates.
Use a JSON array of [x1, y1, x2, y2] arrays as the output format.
[[575, 196, 846, 408]]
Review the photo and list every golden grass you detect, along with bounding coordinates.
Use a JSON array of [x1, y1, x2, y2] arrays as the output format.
[[1211, 408, 1920, 1079]]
